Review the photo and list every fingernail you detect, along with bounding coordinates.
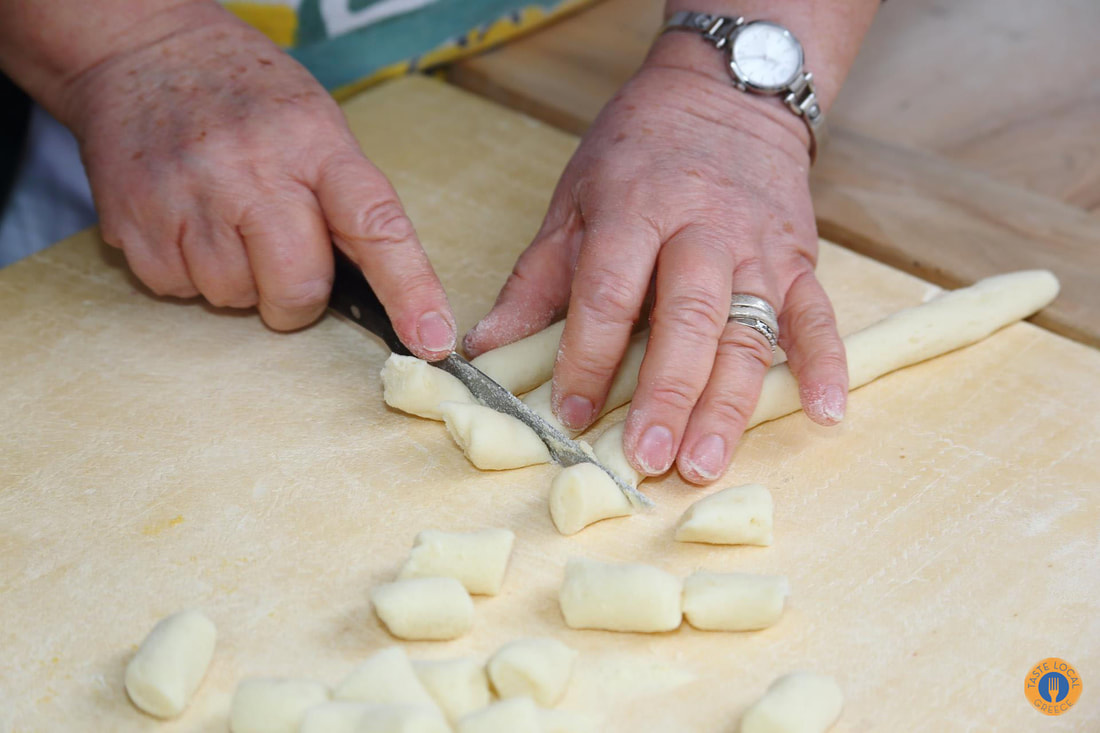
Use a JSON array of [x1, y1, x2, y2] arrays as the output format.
[[820, 384, 847, 424], [417, 311, 455, 353], [558, 394, 595, 430], [687, 433, 726, 481], [636, 425, 674, 474]]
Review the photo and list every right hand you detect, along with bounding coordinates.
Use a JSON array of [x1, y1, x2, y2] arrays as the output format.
[[62, 3, 455, 355]]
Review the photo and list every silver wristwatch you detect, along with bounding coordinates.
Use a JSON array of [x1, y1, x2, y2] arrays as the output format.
[[662, 10, 825, 162]]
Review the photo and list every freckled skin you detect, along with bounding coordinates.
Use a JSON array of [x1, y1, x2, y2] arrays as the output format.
[[461, 17, 881, 483], [22, 4, 458, 351]]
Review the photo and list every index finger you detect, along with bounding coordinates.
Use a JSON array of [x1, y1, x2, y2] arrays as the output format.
[[316, 151, 455, 360]]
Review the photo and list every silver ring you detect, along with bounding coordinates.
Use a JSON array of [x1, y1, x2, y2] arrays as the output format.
[[729, 294, 779, 352]]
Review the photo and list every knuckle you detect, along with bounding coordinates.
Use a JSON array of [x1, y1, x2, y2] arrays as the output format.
[[205, 283, 258, 309], [646, 377, 700, 414], [557, 347, 619, 388], [719, 327, 774, 371], [784, 303, 837, 341], [655, 289, 725, 343], [575, 267, 640, 324], [810, 349, 848, 376], [350, 198, 415, 247], [704, 393, 756, 431], [263, 275, 332, 312], [731, 254, 767, 283]]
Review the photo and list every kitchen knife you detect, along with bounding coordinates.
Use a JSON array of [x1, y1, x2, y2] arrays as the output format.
[[328, 248, 654, 510]]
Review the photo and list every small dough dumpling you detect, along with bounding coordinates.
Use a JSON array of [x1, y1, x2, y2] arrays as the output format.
[[381, 354, 474, 420], [440, 401, 551, 469], [549, 462, 634, 536], [487, 637, 578, 707], [124, 609, 216, 719], [675, 484, 774, 546], [371, 577, 474, 640], [682, 572, 790, 632], [539, 708, 603, 733], [740, 672, 843, 733], [300, 702, 373, 733], [302, 702, 450, 733], [357, 704, 452, 733], [413, 657, 492, 723], [333, 646, 435, 706], [399, 528, 515, 595], [456, 697, 541, 733], [229, 678, 329, 733], [559, 558, 682, 633]]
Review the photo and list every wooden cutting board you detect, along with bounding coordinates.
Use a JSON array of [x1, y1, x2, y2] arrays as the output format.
[[1, 76, 1097, 732]]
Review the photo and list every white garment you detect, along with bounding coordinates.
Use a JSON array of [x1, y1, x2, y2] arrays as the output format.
[[0, 104, 96, 268]]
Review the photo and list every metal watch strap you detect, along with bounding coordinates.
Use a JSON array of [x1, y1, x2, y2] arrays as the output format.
[[661, 10, 824, 163]]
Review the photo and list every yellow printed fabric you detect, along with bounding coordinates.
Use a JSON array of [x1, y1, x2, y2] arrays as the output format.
[[221, 0, 597, 97]]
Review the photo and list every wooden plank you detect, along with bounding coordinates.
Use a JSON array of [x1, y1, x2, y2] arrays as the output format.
[[447, 0, 658, 136], [833, 0, 1100, 211], [3, 76, 1098, 731], [812, 129, 1100, 347], [447, 0, 1100, 346], [452, 0, 1100, 210]]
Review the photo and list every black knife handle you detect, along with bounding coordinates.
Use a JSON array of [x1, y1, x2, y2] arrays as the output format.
[[328, 247, 410, 355]]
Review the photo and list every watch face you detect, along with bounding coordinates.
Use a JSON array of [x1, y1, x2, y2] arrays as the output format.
[[729, 21, 803, 92]]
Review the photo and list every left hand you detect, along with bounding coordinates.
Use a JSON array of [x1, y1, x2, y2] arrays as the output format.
[[464, 41, 848, 484]]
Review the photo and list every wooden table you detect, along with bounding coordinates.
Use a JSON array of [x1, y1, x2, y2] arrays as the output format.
[[448, 0, 1100, 347], [2, 76, 1098, 732]]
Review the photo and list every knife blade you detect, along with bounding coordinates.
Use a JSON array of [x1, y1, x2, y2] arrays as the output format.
[[328, 247, 653, 510]]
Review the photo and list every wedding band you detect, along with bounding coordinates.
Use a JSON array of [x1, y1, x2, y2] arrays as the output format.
[[729, 294, 779, 351]]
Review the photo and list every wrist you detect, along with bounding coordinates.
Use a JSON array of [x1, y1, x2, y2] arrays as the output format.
[[643, 31, 813, 164], [660, 1, 880, 110]]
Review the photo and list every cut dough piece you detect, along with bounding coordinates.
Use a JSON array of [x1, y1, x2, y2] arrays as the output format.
[[333, 646, 436, 706], [228, 678, 329, 733], [399, 528, 515, 595], [381, 354, 474, 420], [456, 697, 541, 733], [124, 609, 216, 719], [549, 462, 634, 535], [300, 702, 372, 733], [372, 577, 474, 640], [675, 484, 774, 546], [539, 708, 602, 733], [301, 702, 450, 733], [740, 672, 843, 733], [440, 401, 550, 470], [487, 637, 578, 706], [748, 270, 1060, 428], [521, 332, 648, 437], [559, 558, 682, 633], [413, 657, 492, 723], [357, 704, 452, 733], [682, 572, 789, 631], [548, 422, 645, 536], [469, 320, 565, 395]]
